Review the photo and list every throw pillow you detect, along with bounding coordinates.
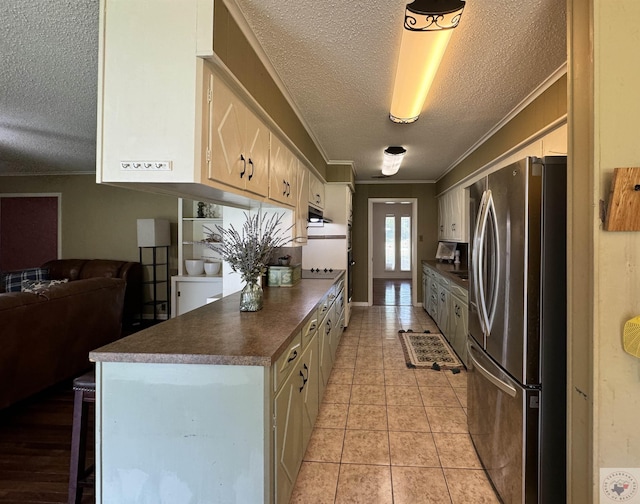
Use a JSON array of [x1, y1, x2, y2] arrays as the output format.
[[21, 278, 69, 293], [4, 268, 50, 292]]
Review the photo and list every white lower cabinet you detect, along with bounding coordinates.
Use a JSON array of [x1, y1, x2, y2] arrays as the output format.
[[423, 264, 468, 367], [171, 276, 222, 316], [274, 354, 304, 504], [300, 335, 320, 449], [436, 278, 450, 334], [449, 286, 469, 366]]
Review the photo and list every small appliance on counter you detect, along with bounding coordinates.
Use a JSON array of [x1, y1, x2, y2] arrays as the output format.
[[435, 241, 457, 263]]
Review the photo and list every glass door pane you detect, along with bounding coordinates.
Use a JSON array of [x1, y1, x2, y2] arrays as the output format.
[[400, 215, 411, 271], [385, 215, 395, 271]]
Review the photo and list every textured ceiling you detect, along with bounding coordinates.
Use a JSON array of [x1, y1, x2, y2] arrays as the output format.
[[233, 0, 567, 181], [0, 0, 98, 175], [0, 0, 566, 181]]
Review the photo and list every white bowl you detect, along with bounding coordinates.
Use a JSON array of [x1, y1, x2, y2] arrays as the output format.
[[204, 261, 221, 276], [185, 259, 204, 275]]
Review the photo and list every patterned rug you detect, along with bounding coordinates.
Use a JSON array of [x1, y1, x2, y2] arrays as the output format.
[[398, 330, 463, 370]]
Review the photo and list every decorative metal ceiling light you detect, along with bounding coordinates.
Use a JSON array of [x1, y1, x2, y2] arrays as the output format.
[[381, 146, 407, 176], [389, 0, 466, 124]]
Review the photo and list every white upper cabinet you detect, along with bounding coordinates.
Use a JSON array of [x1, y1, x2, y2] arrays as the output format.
[[438, 186, 468, 243], [98, 0, 211, 185], [209, 72, 269, 197], [308, 173, 325, 210], [294, 163, 309, 244], [269, 134, 297, 207]]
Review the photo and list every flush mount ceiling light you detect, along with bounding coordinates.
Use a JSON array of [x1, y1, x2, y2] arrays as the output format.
[[389, 0, 466, 124], [381, 146, 407, 176]]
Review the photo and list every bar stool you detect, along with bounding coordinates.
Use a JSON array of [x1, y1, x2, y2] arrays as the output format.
[[68, 370, 95, 504]]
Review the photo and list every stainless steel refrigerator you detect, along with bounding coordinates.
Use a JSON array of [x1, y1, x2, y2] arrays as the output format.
[[467, 156, 566, 504]]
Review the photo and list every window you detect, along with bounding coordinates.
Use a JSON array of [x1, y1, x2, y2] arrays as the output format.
[[385, 215, 395, 271]]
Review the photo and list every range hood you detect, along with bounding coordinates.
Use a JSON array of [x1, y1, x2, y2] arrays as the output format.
[[308, 206, 332, 224]]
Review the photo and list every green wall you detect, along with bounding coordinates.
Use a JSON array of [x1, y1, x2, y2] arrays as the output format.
[[213, 0, 327, 180], [437, 75, 567, 193], [352, 183, 437, 303], [0, 175, 178, 269]]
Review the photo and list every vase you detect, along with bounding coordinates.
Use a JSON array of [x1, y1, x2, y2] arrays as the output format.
[[240, 280, 263, 312]]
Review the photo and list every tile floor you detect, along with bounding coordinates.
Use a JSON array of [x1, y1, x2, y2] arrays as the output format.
[[289, 305, 501, 504]]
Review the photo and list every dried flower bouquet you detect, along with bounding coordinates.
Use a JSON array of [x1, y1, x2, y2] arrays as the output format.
[[203, 212, 292, 284]]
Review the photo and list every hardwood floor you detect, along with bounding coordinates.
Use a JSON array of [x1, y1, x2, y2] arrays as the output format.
[[0, 382, 94, 504], [373, 278, 412, 306]]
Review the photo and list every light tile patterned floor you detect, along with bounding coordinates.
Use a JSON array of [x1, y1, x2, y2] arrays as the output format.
[[289, 305, 500, 504]]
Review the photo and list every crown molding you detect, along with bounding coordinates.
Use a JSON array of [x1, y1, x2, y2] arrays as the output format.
[[437, 62, 568, 182]]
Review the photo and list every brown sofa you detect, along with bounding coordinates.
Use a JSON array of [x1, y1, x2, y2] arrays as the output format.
[[42, 259, 142, 326], [0, 259, 141, 410]]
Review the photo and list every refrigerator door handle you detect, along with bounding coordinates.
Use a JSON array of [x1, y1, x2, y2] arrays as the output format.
[[474, 190, 491, 336], [485, 192, 500, 334], [468, 340, 517, 397]]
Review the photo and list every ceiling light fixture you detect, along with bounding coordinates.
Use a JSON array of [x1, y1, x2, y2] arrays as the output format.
[[381, 146, 407, 176], [389, 0, 466, 124]]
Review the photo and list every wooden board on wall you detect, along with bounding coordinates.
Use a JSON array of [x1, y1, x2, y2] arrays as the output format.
[[605, 167, 640, 231]]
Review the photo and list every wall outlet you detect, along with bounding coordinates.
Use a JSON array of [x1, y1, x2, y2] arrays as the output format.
[[120, 161, 172, 171]]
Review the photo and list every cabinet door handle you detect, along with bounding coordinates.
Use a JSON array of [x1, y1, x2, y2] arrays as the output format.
[[283, 179, 287, 196], [286, 182, 291, 197], [326, 319, 332, 335], [299, 363, 309, 392], [287, 349, 298, 363], [248, 158, 254, 181], [240, 154, 247, 178]]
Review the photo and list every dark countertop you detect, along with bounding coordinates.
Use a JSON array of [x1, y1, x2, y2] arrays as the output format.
[[422, 260, 469, 289], [90, 274, 343, 367]]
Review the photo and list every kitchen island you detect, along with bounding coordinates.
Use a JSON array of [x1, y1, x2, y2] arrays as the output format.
[[90, 274, 345, 504]]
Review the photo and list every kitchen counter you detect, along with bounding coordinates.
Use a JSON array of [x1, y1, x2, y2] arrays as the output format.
[[90, 274, 342, 367], [422, 259, 469, 289], [92, 274, 345, 504]]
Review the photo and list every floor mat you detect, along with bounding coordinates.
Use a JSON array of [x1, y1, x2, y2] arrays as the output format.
[[398, 330, 463, 370]]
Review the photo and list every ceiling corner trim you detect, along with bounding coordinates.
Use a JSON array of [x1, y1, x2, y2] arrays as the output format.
[[222, 0, 331, 165], [356, 179, 436, 186], [437, 61, 569, 183]]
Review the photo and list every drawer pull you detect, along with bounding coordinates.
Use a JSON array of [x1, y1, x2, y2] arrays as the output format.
[[287, 350, 298, 363]]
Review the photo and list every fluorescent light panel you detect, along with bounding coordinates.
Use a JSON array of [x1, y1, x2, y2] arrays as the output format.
[[389, 0, 465, 124]]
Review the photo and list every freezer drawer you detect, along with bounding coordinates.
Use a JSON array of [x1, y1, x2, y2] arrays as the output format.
[[467, 337, 539, 504]]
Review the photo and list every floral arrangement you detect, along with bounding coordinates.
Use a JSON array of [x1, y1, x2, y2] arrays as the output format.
[[202, 212, 292, 284]]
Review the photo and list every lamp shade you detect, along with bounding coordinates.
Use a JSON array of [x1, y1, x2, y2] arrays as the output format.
[[137, 219, 171, 247]]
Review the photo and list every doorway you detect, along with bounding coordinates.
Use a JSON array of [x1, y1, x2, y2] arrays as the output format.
[[367, 198, 418, 306]]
